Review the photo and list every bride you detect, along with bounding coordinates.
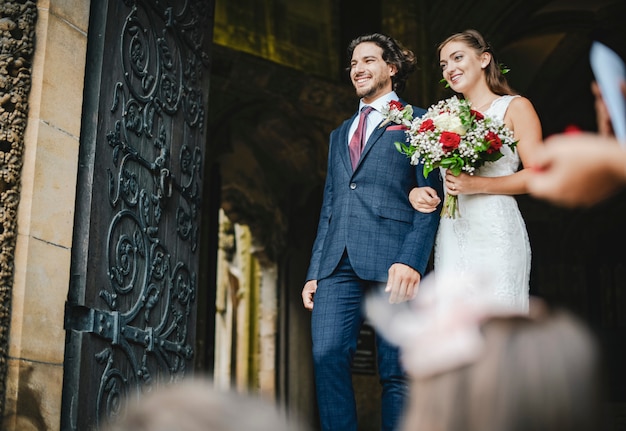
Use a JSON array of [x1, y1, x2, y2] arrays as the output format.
[[409, 29, 542, 311]]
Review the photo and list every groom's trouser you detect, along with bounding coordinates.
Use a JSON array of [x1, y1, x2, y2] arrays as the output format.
[[311, 252, 408, 431]]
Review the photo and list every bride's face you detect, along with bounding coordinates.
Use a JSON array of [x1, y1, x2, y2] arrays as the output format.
[[439, 40, 488, 94]]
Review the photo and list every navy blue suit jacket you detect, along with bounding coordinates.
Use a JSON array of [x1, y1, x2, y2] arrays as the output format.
[[306, 104, 443, 283]]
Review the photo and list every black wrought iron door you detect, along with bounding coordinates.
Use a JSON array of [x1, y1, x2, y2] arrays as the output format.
[[61, 1, 214, 429]]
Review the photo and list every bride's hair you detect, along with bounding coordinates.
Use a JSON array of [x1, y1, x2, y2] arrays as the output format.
[[438, 29, 516, 96]]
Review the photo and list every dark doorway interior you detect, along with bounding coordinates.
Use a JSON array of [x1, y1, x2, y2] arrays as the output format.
[[209, 1, 626, 429]]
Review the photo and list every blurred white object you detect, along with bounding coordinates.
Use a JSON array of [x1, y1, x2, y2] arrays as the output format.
[[364, 272, 523, 378], [590, 41, 626, 144]]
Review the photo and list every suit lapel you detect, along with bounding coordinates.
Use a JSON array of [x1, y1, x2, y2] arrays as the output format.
[[340, 112, 358, 174]]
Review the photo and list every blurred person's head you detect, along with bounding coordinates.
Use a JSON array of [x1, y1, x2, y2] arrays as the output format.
[[102, 378, 308, 431], [366, 273, 606, 431], [401, 308, 605, 431]]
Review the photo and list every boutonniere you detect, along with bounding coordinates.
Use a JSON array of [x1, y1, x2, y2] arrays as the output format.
[[379, 100, 413, 128]]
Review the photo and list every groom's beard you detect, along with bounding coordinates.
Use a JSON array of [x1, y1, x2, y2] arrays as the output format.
[[355, 76, 392, 100]]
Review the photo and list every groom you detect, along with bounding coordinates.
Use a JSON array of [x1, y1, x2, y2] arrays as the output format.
[[302, 33, 442, 431]]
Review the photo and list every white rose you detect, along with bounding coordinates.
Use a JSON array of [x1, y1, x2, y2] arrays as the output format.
[[433, 113, 467, 135]]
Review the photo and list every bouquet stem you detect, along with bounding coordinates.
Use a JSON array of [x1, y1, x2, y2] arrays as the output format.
[[441, 194, 459, 218]]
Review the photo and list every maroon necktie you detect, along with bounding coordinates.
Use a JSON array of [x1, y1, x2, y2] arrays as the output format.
[[349, 106, 374, 170]]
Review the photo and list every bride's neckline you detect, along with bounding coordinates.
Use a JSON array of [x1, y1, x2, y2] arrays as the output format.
[[470, 96, 501, 112]]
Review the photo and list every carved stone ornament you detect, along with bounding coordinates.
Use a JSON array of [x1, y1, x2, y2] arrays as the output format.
[[0, 0, 37, 415]]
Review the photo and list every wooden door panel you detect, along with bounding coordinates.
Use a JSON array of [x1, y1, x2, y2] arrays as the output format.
[[62, 1, 214, 429]]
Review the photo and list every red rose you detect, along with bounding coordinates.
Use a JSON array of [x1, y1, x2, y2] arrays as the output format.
[[439, 131, 461, 152], [419, 119, 435, 132], [389, 100, 404, 111], [470, 109, 484, 120], [485, 131, 502, 154]]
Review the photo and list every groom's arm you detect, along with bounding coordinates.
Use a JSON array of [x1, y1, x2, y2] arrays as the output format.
[[385, 165, 441, 303], [394, 164, 442, 275], [305, 134, 335, 282]]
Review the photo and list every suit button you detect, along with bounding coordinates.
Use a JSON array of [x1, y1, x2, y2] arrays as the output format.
[[350, 182, 357, 190]]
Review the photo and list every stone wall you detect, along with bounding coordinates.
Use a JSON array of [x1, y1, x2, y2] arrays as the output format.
[[0, 0, 37, 419], [2, 1, 90, 429]]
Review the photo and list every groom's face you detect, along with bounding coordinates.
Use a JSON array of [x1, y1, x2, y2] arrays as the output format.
[[350, 42, 396, 104]]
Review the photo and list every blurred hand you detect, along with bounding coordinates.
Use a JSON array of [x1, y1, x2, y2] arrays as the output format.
[[527, 132, 626, 207]]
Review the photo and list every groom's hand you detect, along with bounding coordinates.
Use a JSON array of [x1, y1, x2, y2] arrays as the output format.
[[302, 280, 318, 311], [385, 263, 420, 304]]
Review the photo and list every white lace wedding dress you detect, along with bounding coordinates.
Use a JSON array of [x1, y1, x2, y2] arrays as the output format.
[[434, 95, 531, 312]]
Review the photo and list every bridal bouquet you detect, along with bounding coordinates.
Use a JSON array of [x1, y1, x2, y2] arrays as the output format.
[[384, 96, 517, 218]]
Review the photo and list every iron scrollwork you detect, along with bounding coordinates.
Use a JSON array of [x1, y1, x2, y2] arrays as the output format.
[[85, 1, 209, 424]]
